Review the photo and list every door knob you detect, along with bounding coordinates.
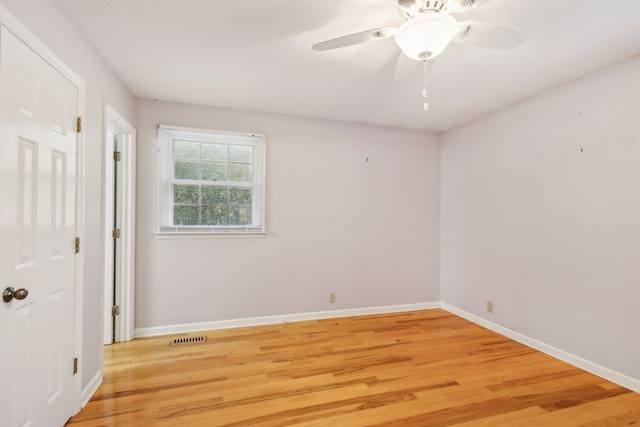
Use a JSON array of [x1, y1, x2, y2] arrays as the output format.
[[2, 287, 29, 303]]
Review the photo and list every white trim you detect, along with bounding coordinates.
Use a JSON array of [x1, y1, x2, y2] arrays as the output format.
[[154, 230, 266, 239], [159, 123, 265, 139], [441, 303, 640, 393], [102, 104, 136, 345], [135, 302, 441, 338], [80, 371, 103, 409], [0, 3, 87, 416], [0, 5, 83, 85], [73, 83, 86, 417], [116, 118, 136, 343]]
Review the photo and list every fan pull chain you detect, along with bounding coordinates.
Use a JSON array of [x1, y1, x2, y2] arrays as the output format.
[[422, 59, 429, 112]]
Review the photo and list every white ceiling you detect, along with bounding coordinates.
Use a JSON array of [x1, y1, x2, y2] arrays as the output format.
[[57, 0, 640, 132]]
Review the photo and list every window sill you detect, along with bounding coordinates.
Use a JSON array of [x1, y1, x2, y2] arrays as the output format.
[[154, 230, 266, 239]]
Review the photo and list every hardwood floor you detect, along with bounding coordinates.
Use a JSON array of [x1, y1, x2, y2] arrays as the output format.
[[68, 309, 640, 426]]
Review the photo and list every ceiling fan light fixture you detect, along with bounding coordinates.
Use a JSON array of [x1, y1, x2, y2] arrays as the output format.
[[395, 14, 458, 60]]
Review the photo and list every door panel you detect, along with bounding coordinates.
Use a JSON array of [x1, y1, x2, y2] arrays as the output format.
[[17, 137, 38, 268], [0, 25, 78, 427]]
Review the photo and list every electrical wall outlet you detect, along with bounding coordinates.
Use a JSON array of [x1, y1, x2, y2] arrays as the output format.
[[329, 293, 336, 303], [486, 301, 494, 313]]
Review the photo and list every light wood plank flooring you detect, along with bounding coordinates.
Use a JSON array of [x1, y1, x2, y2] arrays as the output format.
[[68, 309, 640, 426]]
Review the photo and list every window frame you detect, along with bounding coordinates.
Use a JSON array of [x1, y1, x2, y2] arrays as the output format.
[[156, 124, 266, 237]]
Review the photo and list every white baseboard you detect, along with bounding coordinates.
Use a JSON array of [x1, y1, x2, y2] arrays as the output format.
[[441, 303, 640, 393], [134, 302, 441, 338], [80, 370, 103, 408], [134, 301, 640, 393]]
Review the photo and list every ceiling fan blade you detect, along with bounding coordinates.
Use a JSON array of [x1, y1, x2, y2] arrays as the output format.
[[312, 27, 397, 51], [453, 21, 526, 50]]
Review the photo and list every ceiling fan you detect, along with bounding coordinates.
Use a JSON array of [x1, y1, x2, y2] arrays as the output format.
[[312, 0, 526, 110]]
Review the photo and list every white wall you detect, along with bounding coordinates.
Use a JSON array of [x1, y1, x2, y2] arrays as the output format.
[[441, 56, 640, 380], [0, 0, 136, 390], [136, 99, 441, 329]]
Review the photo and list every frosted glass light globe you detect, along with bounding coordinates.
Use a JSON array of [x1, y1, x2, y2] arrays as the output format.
[[395, 14, 458, 60]]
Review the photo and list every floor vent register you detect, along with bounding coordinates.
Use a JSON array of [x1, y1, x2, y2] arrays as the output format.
[[170, 336, 208, 346]]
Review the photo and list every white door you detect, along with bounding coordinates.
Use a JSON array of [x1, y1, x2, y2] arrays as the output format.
[[103, 130, 121, 345], [0, 25, 78, 427]]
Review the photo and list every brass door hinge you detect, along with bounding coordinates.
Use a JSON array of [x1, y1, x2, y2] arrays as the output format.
[[76, 117, 82, 133], [112, 305, 120, 316], [74, 237, 80, 254], [73, 357, 78, 375], [113, 151, 121, 161], [112, 229, 121, 239]]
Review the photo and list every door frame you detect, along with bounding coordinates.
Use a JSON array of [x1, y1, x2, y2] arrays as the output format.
[[102, 104, 136, 345], [0, 4, 86, 415]]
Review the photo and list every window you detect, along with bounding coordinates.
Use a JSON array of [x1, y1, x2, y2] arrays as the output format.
[[157, 125, 265, 235]]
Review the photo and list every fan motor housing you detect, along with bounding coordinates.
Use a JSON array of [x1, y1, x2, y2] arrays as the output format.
[[396, 0, 473, 19], [397, 0, 447, 19]]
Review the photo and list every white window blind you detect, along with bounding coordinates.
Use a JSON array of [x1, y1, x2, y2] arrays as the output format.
[[157, 125, 265, 234]]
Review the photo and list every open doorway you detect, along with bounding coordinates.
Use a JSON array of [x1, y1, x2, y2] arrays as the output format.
[[102, 104, 136, 345]]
